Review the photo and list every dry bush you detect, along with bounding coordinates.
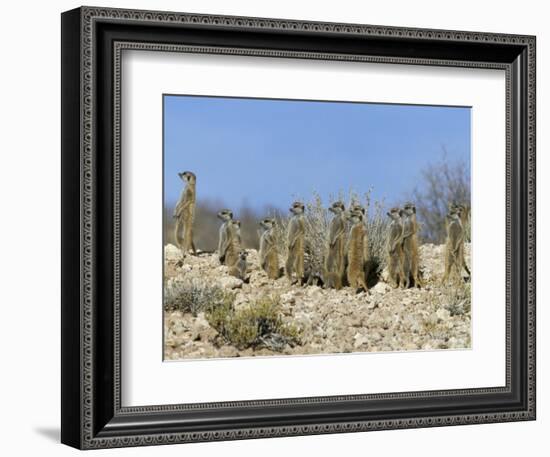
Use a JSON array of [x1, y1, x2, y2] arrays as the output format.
[[206, 294, 300, 351], [411, 153, 471, 244], [163, 278, 235, 316]]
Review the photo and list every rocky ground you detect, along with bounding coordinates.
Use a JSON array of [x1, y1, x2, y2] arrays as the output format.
[[164, 243, 471, 360]]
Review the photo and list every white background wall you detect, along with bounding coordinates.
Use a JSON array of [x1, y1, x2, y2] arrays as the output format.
[[0, 0, 546, 455]]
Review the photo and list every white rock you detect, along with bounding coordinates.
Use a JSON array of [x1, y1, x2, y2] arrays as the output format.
[[218, 276, 243, 289], [353, 332, 369, 348], [436, 308, 451, 321], [372, 282, 391, 294], [280, 291, 296, 305], [164, 244, 182, 261]]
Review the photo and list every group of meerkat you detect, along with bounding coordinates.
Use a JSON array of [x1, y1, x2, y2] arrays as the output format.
[[173, 171, 470, 290], [321, 201, 369, 291], [172, 172, 368, 290], [385, 203, 423, 288], [172, 171, 279, 282], [385, 202, 470, 287], [217, 200, 371, 291], [442, 203, 471, 284]]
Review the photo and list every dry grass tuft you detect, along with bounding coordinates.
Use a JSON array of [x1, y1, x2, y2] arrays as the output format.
[[442, 281, 471, 316], [164, 278, 235, 316]]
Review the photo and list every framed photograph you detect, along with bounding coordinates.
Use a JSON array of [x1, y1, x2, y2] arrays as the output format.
[[61, 6, 536, 449]]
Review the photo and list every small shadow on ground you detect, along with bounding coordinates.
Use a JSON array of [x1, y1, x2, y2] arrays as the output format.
[[365, 260, 381, 289], [34, 427, 59, 442]]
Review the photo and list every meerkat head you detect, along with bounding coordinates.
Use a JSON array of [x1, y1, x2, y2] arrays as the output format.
[[232, 219, 241, 228], [347, 210, 363, 224], [449, 202, 467, 214], [260, 218, 275, 230], [349, 202, 365, 216], [289, 201, 305, 215], [387, 207, 401, 221], [238, 250, 248, 260], [403, 202, 416, 216], [447, 207, 461, 222], [217, 209, 233, 221], [178, 171, 196, 183], [449, 204, 464, 219], [328, 201, 345, 214]]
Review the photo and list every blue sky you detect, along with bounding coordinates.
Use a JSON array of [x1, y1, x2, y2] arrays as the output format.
[[164, 95, 470, 210]]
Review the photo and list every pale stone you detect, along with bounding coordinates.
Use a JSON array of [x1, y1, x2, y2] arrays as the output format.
[[218, 276, 243, 289], [372, 282, 391, 294], [436, 308, 451, 321], [353, 332, 369, 348], [164, 243, 182, 261]]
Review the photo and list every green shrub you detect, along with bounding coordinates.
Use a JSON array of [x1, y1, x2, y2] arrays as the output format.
[[206, 294, 300, 351]]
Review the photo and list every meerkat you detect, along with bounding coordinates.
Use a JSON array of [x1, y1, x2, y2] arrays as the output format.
[[401, 202, 423, 288], [225, 219, 242, 267], [448, 203, 471, 278], [285, 201, 305, 284], [449, 203, 470, 230], [386, 207, 406, 288], [217, 209, 234, 265], [324, 201, 346, 288], [346, 211, 368, 292], [258, 218, 280, 279], [350, 202, 370, 276], [442, 208, 465, 285], [173, 171, 196, 255], [231, 219, 242, 244], [228, 250, 248, 281]]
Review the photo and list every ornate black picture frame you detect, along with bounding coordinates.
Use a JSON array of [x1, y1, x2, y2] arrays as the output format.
[[61, 6, 536, 449]]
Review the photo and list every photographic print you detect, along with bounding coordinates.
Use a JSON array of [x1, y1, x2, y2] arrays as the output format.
[[163, 95, 472, 360]]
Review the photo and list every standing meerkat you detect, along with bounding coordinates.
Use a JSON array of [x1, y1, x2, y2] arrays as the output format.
[[224, 219, 242, 267], [324, 201, 346, 288], [401, 202, 423, 288], [448, 203, 471, 278], [217, 209, 234, 265], [285, 201, 305, 284], [258, 218, 280, 280], [173, 171, 196, 255], [442, 208, 465, 285], [350, 202, 369, 276], [386, 207, 405, 288], [228, 250, 248, 281], [449, 203, 470, 231], [346, 211, 368, 292]]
